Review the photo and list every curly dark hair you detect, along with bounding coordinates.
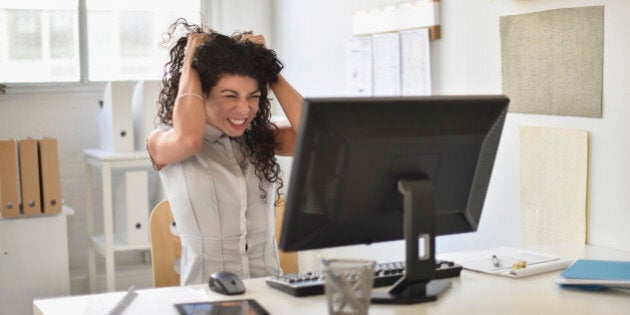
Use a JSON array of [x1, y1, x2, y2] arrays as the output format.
[[158, 19, 284, 204]]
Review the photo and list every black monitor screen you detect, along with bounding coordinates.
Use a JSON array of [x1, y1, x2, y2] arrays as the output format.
[[279, 95, 509, 252]]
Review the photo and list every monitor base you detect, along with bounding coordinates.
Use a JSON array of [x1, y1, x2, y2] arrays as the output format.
[[371, 279, 451, 304]]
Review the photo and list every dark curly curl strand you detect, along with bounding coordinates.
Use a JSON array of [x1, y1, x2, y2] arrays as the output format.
[[158, 19, 284, 204]]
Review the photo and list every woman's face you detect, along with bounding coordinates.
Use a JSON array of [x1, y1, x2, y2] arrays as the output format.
[[205, 74, 261, 137]]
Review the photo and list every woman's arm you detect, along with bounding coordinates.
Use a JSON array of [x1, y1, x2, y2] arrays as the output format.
[[240, 33, 304, 156], [147, 33, 207, 169], [271, 74, 303, 156]]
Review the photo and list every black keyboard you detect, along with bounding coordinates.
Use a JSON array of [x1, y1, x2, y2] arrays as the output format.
[[265, 260, 462, 297]]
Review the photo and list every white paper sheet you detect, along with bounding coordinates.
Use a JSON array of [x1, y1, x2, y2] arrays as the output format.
[[400, 28, 431, 96], [372, 32, 400, 96], [345, 36, 373, 96]]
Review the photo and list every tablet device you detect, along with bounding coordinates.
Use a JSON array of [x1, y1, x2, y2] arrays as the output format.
[[174, 299, 270, 315]]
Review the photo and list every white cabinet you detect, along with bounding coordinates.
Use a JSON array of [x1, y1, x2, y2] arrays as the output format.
[[0, 207, 72, 315], [83, 149, 153, 292]]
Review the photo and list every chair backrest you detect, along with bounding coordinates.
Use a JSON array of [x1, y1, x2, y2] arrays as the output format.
[[275, 197, 300, 274], [149, 197, 300, 287], [149, 200, 182, 287]]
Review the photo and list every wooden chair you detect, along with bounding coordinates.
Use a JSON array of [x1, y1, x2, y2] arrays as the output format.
[[274, 197, 300, 274], [149, 200, 182, 287], [149, 198, 299, 287]]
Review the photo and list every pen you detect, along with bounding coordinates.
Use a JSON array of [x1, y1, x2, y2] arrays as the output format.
[[108, 285, 137, 315], [492, 255, 500, 267]]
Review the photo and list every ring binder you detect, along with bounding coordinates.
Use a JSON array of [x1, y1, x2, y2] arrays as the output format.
[[0, 139, 20, 218]]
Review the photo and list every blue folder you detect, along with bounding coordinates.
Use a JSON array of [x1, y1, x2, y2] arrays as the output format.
[[557, 259, 630, 290], [560, 259, 630, 281]]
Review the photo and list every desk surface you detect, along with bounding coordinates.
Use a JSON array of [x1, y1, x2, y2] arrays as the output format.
[[34, 244, 630, 315]]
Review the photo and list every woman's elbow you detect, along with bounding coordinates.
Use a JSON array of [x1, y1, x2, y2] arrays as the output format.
[[275, 126, 297, 156]]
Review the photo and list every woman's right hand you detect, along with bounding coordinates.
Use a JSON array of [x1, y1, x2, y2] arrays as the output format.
[[179, 32, 207, 92], [183, 32, 208, 67]]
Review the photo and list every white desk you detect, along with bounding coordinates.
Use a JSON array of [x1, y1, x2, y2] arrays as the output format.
[[34, 244, 630, 315]]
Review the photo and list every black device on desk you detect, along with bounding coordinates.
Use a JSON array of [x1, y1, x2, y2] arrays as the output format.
[[208, 271, 246, 295], [273, 95, 509, 304], [175, 299, 269, 315], [266, 259, 462, 297]]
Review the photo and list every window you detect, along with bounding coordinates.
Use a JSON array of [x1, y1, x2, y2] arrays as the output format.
[[0, 0, 200, 83], [86, 0, 199, 81], [0, 1, 79, 82]]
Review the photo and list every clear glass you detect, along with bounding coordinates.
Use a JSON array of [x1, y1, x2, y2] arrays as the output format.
[[324, 259, 375, 315]]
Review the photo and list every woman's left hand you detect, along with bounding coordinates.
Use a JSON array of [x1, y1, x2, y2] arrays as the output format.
[[243, 33, 267, 48]]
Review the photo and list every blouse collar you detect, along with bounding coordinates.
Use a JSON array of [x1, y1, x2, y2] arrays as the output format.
[[204, 124, 225, 143]]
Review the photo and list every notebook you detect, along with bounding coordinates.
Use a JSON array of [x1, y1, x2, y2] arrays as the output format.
[[556, 259, 630, 290]]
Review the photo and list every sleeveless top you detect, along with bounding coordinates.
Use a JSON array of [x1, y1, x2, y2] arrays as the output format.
[[159, 124, 281, 285]]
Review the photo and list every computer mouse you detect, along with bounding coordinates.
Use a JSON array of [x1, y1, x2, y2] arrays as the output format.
[[208, 271, 246, 295]]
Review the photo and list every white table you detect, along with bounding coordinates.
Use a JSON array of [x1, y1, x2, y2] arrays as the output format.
[[35, 244, 630, 315]]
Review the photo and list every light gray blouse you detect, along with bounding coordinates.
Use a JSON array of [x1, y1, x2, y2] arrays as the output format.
[[159, 124, 281, 285]]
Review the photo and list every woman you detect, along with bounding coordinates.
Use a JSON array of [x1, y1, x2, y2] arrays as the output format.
[[146, 20, 303, 285]]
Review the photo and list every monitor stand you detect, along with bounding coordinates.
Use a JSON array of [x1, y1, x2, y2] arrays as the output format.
[[372, 178, 451, 304]]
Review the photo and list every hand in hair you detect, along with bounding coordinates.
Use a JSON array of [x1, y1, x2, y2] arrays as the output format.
[[183, 32, 208, 68], [242, 33, 267, 48]]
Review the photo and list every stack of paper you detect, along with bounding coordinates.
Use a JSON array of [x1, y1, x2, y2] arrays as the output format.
[[556, 259, 630, 290], [438, 247, 572, 278]]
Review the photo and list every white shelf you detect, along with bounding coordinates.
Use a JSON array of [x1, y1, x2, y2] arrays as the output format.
[[90, 235, 150, 255], [84, 148, 150, 161], [84, 149, 152, 169], [84, 148, 153, 293]]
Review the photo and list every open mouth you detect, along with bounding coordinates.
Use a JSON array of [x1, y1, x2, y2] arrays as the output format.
[[228, 118, 247, 126]]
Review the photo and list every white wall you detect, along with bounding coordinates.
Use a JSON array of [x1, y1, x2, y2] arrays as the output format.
[[205, 0, 275, 46], [0, 85, 101, 281], [273, 0, 630, 271]]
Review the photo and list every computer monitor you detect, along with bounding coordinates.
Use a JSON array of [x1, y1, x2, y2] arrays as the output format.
[[278, 95, 509, 304]]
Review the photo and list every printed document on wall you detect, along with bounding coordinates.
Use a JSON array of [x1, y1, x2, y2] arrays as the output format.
[[372, 32, 400, 96], [345, 36, 372, 96], [401, 28, 431, 96]]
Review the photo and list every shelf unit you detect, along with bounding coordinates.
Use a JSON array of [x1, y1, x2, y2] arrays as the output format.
[[83, 149, 152, 292], [0, 206, 73, 315]]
